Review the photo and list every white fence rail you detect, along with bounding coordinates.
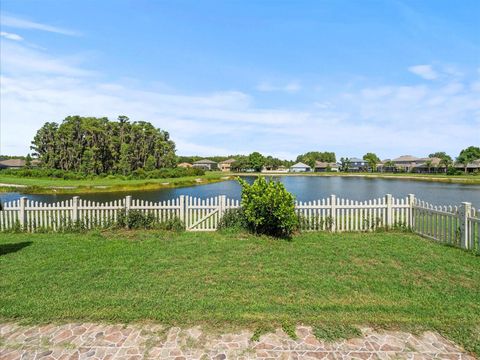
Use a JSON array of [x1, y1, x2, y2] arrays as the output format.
[[1, 194, 478, 252]]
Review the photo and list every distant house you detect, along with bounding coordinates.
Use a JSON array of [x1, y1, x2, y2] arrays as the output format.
[[262, 165, 288, 173], [192, 159, 218, 171], [289, 162, 311, 173], [455, 159, 480, 173], [412, 157, 443, 173], [218, 159, 236, 172], [314, 161, 339, 172], [348, 157, 368, 172], [391, 155, 421, 172], [0, 158, 39, 169], [177, 162, 192, 168]]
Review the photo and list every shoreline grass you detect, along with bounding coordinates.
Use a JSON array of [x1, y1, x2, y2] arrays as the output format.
[[1, 230, 479, 355], [0, 172, 231, 194]]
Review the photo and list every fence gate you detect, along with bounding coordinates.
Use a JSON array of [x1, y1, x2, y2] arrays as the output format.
[[185, 195, 225, 231]]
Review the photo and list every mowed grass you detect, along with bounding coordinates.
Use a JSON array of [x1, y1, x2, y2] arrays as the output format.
[[1, 230, 479, 354]]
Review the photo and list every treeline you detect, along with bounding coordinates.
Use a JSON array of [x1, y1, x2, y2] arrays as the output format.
[[31, 116, 176, 175], [178, 153, 295, 172]]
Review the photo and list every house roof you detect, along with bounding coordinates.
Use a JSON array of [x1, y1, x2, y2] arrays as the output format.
[[219, 158, 236, 164], [315, 161, 338, 168], [0, 159, 26, 167], [290, 162, 311, 168], [392, 155, 420, 162], [348, 157, 364, 162], [455, 159, 480, 168], [416, 157, 442, 166], [193, 159, 217, 164], [177, 162, 192, 166]]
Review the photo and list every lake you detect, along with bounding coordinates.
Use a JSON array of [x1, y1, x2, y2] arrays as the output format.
[[1, 176, 479, 208]]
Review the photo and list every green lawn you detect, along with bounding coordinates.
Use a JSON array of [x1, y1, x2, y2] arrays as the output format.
[[1, 230, 479, 355], [0, 172, 229, 194]]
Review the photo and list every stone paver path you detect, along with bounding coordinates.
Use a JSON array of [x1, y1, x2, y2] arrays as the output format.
[[0, 323, 475, 359]]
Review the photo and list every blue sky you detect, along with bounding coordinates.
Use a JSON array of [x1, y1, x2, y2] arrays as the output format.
[[1, 0, 479, 159]]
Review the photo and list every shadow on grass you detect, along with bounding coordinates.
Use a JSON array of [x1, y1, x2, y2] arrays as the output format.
[[0, 242, 32, 256]]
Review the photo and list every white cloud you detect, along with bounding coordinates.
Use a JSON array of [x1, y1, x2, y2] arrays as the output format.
[[408, 64, 438, 80], [0, 13, 80, 36], [256, 81, 301, 93], [0, 31, 23, 41], [1, 41, 94, 77]]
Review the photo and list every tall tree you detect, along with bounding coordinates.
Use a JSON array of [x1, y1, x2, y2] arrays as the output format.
[[457, 146, 480, 173], [248, 152, 265, 172], [296, 151, 336, 168], [339, 157, 351, 172], [362, 153, 380, 172], [31, 116, 176, 174]]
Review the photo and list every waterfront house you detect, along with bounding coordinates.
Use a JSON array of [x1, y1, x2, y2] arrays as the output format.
[[455, 159, 480, 173], [177, 162, 192, 168], [262, 165, 289, 173], [289, 162, 311, 172], [348, 157, 368, 172], [218, 159, 236, 172], [412, 157, 443, 173], [391, 155, 421, 172], [192, 159, 218, 171], [314, 161, 339, 172]]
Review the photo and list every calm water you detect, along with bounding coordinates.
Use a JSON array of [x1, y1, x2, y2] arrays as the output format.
[[1, 176, 479, 208]]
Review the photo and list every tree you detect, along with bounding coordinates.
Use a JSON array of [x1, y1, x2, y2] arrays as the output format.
[[339, 157, 351, 172], [429, 151, 449, 159], [145, 155, 157, 172], [31, 116, 176, 174], [25, 154, 32, 168], [296, 151, 336, 168], [231, 158, 250, 172], [248, 152, 265, 172], [457, 146, 480, 173], [383, 160, 396, 172], [424, 159, 433, 173], [362, 153, 380, 172]]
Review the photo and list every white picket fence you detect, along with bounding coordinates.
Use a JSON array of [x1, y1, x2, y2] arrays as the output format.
[[412, 199, 479, 252], [0, 194, 478, 252]]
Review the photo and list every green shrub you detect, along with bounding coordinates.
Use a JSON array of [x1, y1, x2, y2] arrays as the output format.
[[239, 177, 298, 238], [116, 210, 156, 229], [217, 208, 248, 231], [157, 217, 185, 231], [115, 210, 184, 231]]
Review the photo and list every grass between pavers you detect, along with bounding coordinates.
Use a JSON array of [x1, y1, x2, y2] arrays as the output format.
[[0, 172, 229, 194], [0, 230, 479, 355]]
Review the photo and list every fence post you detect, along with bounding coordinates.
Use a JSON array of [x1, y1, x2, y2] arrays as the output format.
[[408, 194, 415, 229], [19, 197, 27, 230], [220, 195, 226, 216], [125, 195, 132, 215], [179, 195, 185, 223], [459, 202, 472, 249], [385, 194, 393, 228], [330, 194, 336, 232], [72, 196, 79, 223]]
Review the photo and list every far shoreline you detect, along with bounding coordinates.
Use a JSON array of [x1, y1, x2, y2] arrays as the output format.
[[0, 170, 479, 196]]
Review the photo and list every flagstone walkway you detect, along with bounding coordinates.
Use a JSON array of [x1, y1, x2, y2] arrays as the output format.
[[0, 323, 475, 360]]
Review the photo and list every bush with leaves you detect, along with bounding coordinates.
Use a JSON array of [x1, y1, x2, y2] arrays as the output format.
[[239, 177, 298, 238], [217, 208, 248, 231]]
